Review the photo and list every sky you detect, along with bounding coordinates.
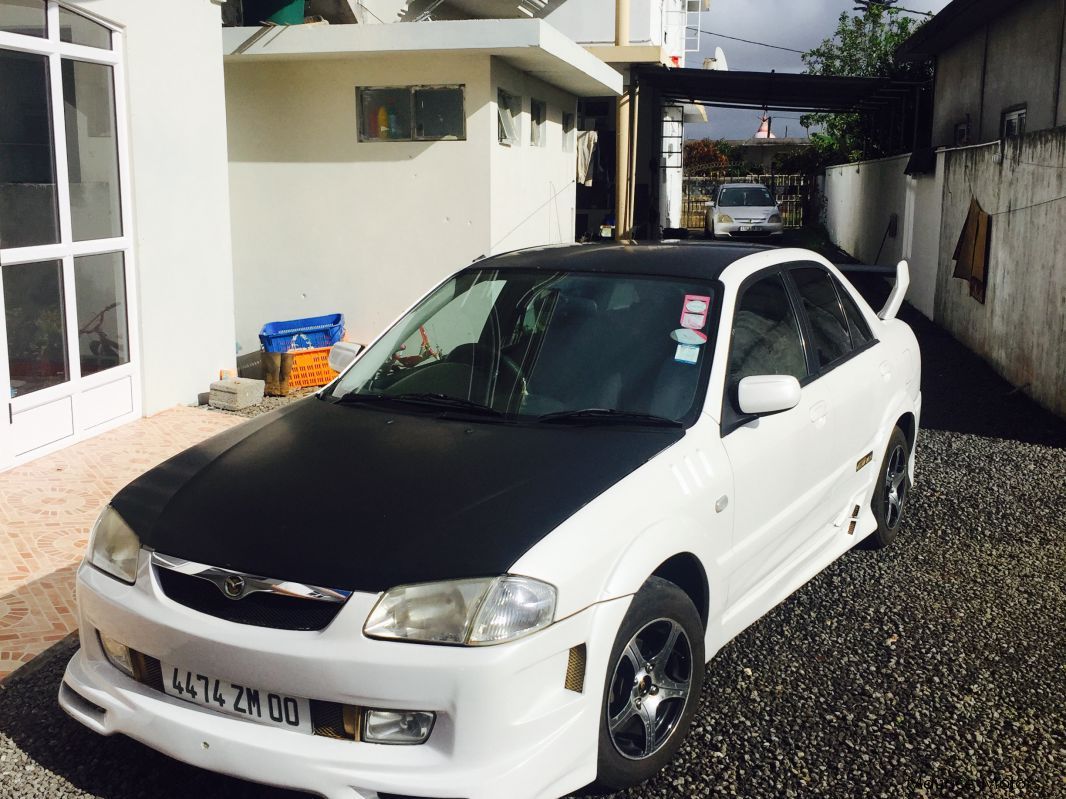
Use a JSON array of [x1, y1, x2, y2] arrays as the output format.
[[684, 0, 954, 140]]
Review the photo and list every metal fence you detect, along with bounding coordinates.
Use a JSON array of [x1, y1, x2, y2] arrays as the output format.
[[681, 173, 811, 231]]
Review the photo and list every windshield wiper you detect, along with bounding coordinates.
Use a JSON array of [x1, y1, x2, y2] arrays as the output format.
[[534, 408, 682, 427], [335, 391, 502, 416]]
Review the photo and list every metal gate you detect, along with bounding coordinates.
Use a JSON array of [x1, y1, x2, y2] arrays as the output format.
[[682, 173, 811, 231]]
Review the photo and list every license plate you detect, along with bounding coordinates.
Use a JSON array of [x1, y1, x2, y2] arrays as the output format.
[[739, 225, 760, 232], [162, 662, 312, 734]]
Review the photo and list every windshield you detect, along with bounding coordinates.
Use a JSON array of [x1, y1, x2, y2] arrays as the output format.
[[718, 186, 775, 207], [327, 267, 717, 424]]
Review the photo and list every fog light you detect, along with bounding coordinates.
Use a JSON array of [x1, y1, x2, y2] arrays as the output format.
[[363, 709, 435, 745], [98, 632, 134, 678]]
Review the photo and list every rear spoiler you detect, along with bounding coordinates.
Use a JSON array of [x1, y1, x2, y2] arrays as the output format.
[[835, 260, 909, 321]]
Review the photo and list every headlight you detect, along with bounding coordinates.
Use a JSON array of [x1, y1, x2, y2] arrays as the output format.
[[768, 213, 782, 224], [364, 575, 556, 646], [717, 213, 734, 224], [87, 506, 141, 584]]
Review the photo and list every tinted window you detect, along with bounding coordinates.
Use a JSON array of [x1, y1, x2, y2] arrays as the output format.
[[837, 280, 873, 347], [790, 267, 850, 368], [728, 274, 807, 391], [718, 186, 774, 207], [330, 269, 716, 424]]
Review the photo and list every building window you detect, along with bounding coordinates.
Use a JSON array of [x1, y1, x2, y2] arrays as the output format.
[[357, 85, 465, 142], [1001, 106, 1026, 140], [498, 89, 521, 146], [530, 98, 546, 147], [562, 111, 575, 152], [953, 120, 970, 147]]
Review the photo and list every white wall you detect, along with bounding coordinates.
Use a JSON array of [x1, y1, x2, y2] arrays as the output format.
[[226, 53, 495, 352], [71, 0, 237, 413], [823, 153, 941, 319], [545, 0, 675, 48], [489, 58, 577, 254]]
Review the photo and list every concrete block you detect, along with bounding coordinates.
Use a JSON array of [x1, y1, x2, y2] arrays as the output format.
[[209, 377, 265, 411]]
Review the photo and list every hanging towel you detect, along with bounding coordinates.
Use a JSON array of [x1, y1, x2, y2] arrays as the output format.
[[576, 130, 599, 186]]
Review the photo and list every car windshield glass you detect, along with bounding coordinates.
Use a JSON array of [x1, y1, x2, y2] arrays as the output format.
[[718, 187, 775, 207], [328, 267, 716, 424]]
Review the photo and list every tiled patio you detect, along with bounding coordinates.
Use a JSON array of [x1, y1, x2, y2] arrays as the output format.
[[0, 407, 243, 681]]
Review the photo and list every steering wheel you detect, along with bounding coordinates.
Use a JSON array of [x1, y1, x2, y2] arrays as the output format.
[[445, 343, 526, 410]]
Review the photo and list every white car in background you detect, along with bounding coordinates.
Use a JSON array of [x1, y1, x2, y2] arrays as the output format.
[[706, 183, 785, 240], [61, 243, 920, 799]]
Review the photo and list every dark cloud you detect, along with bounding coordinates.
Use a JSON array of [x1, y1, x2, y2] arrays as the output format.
[[685, 0, 951, 140]]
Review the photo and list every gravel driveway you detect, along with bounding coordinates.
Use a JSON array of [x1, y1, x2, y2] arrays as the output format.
[[2, 308, 1064, 799]]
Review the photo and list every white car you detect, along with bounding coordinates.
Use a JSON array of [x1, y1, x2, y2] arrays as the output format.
[[61, 243, 921, 799], [705, 183, 785, 240]]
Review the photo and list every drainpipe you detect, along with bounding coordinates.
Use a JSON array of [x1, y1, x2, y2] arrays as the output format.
[[614, 0, 633, 241]]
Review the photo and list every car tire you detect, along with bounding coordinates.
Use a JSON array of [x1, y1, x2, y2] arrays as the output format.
[[705, 221, 715, 240], [592, 576, 705, 792], [863, 426, 911, 550]]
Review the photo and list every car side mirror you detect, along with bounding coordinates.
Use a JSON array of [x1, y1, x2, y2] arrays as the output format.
[[328, 341, 363, 373], [737, 375, 801, 415]]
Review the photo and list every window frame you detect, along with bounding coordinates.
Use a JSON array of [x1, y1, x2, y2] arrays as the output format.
[[497, 88, 521, 147], [1001, 104, 1026, 140], [356, 84, 466, 143], [782, 263, 878, 383], [720, 265, 811, 435], [530, 97, 546, 147], [0, 2, 139, 418]]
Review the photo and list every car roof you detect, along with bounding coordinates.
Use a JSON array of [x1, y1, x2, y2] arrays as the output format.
[[720, 182, 769, 189], [469, 241, 773, 281]]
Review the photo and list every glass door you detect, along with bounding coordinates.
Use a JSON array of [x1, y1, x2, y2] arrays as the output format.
[[0, 1, 138, 469]]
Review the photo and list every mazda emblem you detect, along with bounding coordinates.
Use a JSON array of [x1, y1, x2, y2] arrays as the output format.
[[223, 574, 245, 599]]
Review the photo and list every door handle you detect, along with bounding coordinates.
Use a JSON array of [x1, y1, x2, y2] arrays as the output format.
[[809, 400, 828, 426]]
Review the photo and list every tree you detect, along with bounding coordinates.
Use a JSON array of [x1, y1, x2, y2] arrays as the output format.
[[801, 7, 931, 163], [683, 138, 729, 175]]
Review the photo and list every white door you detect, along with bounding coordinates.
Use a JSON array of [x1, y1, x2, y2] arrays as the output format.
[[718, 270, 830, 634], [0, 1, 139, 470]]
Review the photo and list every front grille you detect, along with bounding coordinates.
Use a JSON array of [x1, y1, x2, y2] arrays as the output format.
[[155, 567, 345, 631]]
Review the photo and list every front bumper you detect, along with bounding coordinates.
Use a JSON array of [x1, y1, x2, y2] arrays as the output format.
[[60, 558, 630, 799]]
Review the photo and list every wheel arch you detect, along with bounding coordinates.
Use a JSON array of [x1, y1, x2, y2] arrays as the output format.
[[895, 411, 916, 452], [650, 553, 709, 631]]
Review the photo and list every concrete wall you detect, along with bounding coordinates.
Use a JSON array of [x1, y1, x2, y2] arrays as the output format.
[[546, 0, 686, 57], [226, 52, 577, 354], [935, 129, 1066, 417], [932, 0, 1066, 146], [823, 153, 941, 319], [489, 58, 577, 254], [73, 0, 237, 413]]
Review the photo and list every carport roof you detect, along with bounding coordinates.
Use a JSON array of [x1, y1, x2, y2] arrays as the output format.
[[221, 19, 622, 97], [635, 66, 905, 113]]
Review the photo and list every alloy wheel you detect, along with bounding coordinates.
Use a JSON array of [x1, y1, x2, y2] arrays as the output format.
[[883, 443, 908, 529], [606, 618, 693, 760]]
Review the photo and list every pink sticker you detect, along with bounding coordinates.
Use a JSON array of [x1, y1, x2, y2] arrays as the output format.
[[680, 295, 711, 330]]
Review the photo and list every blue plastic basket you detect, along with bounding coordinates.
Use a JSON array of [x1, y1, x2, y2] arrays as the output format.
[[259, 314, 345, 353]]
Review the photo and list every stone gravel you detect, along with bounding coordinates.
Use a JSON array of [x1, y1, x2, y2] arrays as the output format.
[[2, 308, 1065, 799]]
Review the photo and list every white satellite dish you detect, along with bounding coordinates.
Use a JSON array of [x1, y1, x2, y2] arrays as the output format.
[[714, 46, 728, 71]]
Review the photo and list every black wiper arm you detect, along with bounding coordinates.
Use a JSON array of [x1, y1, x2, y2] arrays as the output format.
[[535, 408, 682, 427], [335, 391, 502, 416], [382, 392, 503, 416]]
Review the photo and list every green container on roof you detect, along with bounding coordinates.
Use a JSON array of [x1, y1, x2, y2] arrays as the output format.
[[244, 0, 304, 25]]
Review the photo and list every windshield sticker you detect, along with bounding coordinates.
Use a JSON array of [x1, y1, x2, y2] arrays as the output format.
[[680, 294, 710, 330], [671, 328, 708, 346], [674, 344, 700, 364]]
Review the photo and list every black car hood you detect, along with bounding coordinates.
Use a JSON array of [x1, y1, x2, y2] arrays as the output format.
[[113, 399, 683, 592]]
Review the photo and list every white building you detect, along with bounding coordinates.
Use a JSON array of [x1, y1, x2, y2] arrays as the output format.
[[0, 0, 686, 470]]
